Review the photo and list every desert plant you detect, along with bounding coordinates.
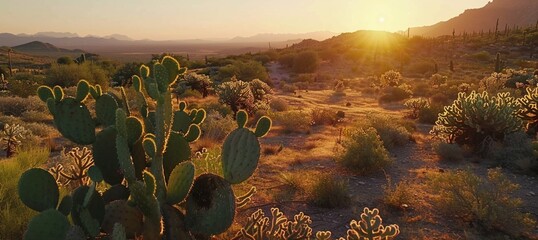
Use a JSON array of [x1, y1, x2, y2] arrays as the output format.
[[517, 87, 538, 134], [20, 56, 273, 239], [216, 76, 255, 114], [404, 98, 429, 119], [200, 110, 236, 140], [233, 207, 399, 240], [354, 114, 412, 150], [338, 127, 391, 174], [431, 91, 522, 148], [383, 176, 412, 210], [379, 84, 413, 103], [269, 97, 289, 112], [176, 72, 212, 98], [434, 142, 464, 162], [292, 51, 320, 73], [430, 73, 447, 86], [311, 108, 339, 126], [1, 124, 29, 158], [428, 168, 536, 236], [309, 174, 350, 208], [380, 70, 402, 87], [273, 110, 311, 133], [50, 147, 94, 188], [249, 78, 273, 102]]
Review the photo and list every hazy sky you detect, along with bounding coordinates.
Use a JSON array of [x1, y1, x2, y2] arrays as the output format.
[[1, 0, 492, 40]]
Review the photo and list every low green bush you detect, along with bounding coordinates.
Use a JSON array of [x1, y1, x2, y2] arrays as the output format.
[[338, 127, 391, 174], [309, 174, 350, 208]]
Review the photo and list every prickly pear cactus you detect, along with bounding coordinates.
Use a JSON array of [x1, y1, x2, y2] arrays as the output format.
[[222, 110, 271, 184], [21, 55, 272, 240]]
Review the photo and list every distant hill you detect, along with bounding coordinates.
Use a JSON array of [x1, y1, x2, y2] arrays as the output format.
[[12, 41, 84, 54], [410, 0, 538, 37], [230, 31, 337, 43]]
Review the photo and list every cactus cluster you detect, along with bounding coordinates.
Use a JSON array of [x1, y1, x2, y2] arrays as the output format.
[[233, 207, 399, 240], [1, 123, 29, 157], [20, 56, 272, 239], [431, 91, 522, 146]]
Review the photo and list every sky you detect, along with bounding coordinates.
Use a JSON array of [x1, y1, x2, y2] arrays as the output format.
[[1, 0, 492, 40]]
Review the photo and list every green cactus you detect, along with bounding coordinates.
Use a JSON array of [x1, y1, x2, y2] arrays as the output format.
[[20, 55, 272, 239], [431, 91, 522, 147], [18, 168, 59, 212], [101, 200, 143, 238], [222, 110, 271, 184], [185, 174, 236, 235], [345, 208, 400, 240], [24, 209, 70, 240]]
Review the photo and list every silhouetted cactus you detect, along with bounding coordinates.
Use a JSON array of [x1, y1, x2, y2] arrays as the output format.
[[1, 123, 29, 158]]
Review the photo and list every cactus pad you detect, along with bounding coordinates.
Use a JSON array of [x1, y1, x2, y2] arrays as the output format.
[[185, 174, 236, 235], [54, 97, 95, 144], [222, 128, 261, 184], [93, 127, 124, 185], [75, 80, 90, 102], [102, 184, 130, 204], [161, 204, 194, 240], [37, 86, 54, 102], [71, 185, 106, 235], [254, 116, 272, 137], [101, 200, 143, 238], [163, 132, 191, 181], [18, 168, 59, 212], [166, 161, 195, 205], [95, 93, 120, 127], [57, 195, 73, 216], [24, 209, 70, 240], [161, 56, 181, 84], [236, 110, 248, 128]]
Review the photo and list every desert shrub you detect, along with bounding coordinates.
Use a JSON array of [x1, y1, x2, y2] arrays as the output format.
[[355, 113, 412, 150], [278, 52, 297, 68], [22, 122, 58, 138], [269, 97, 289, 112], [428, 169, 536, 236], [435, 142, 464, 162], [407, 61, 434, 75], [418, 104, 444, 124], [273, 110, 311, 133], [20, 110, 51, 123], [431, 91, 522, 148], [0, 147, 48, 240], [338, 127, 391, 174], [383, 177, 413, 209], [467, 51, 492, 62], [311, 108, 339, 126], [281, 83, 297, 93], [201, 102, 232, 117], [111, 62, 141, 86], [45, 63, 109, 89], [380, 70, 402, 87], [309, 174, 350, 208], [404, 98, 430, 118], [378, 84, 412, 103], [216, 77, 255, 114], [0, 96, 46, 117], [215, 60, 269, 82], [487, 132, 537, 172], [8, 73, 44, 97], [430, 73, 447, 86], [292, 51, 320, 73], [178, 89, 203, 99], [200, 111, 237, 141]]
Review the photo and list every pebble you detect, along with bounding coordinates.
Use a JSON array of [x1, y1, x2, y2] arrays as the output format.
[[358, 181, 366, 185], [527, 191, 535, 197]]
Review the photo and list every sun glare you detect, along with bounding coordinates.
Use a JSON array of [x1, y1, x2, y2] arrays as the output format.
[[378, 17, 385, 23]]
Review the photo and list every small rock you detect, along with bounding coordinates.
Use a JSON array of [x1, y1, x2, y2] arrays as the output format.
[[527, 191, 535, 197], [438, 168, 445, 173], [358, 181, 366, 185]]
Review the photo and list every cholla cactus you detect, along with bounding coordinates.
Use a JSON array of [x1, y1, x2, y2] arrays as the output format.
[[431, 91, 522, 146], [380, 70, 402, 87], [517, 87, 538, 134], [343, 207, 400, 240], [216, 76, 255, 114], [1, 123, 29, 157], [249, 78, 273, 102], [430, 74, 447, 87], [234, 207, 399, 240], [51, 147, 94, 187], [404, 98, 430, 118]]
